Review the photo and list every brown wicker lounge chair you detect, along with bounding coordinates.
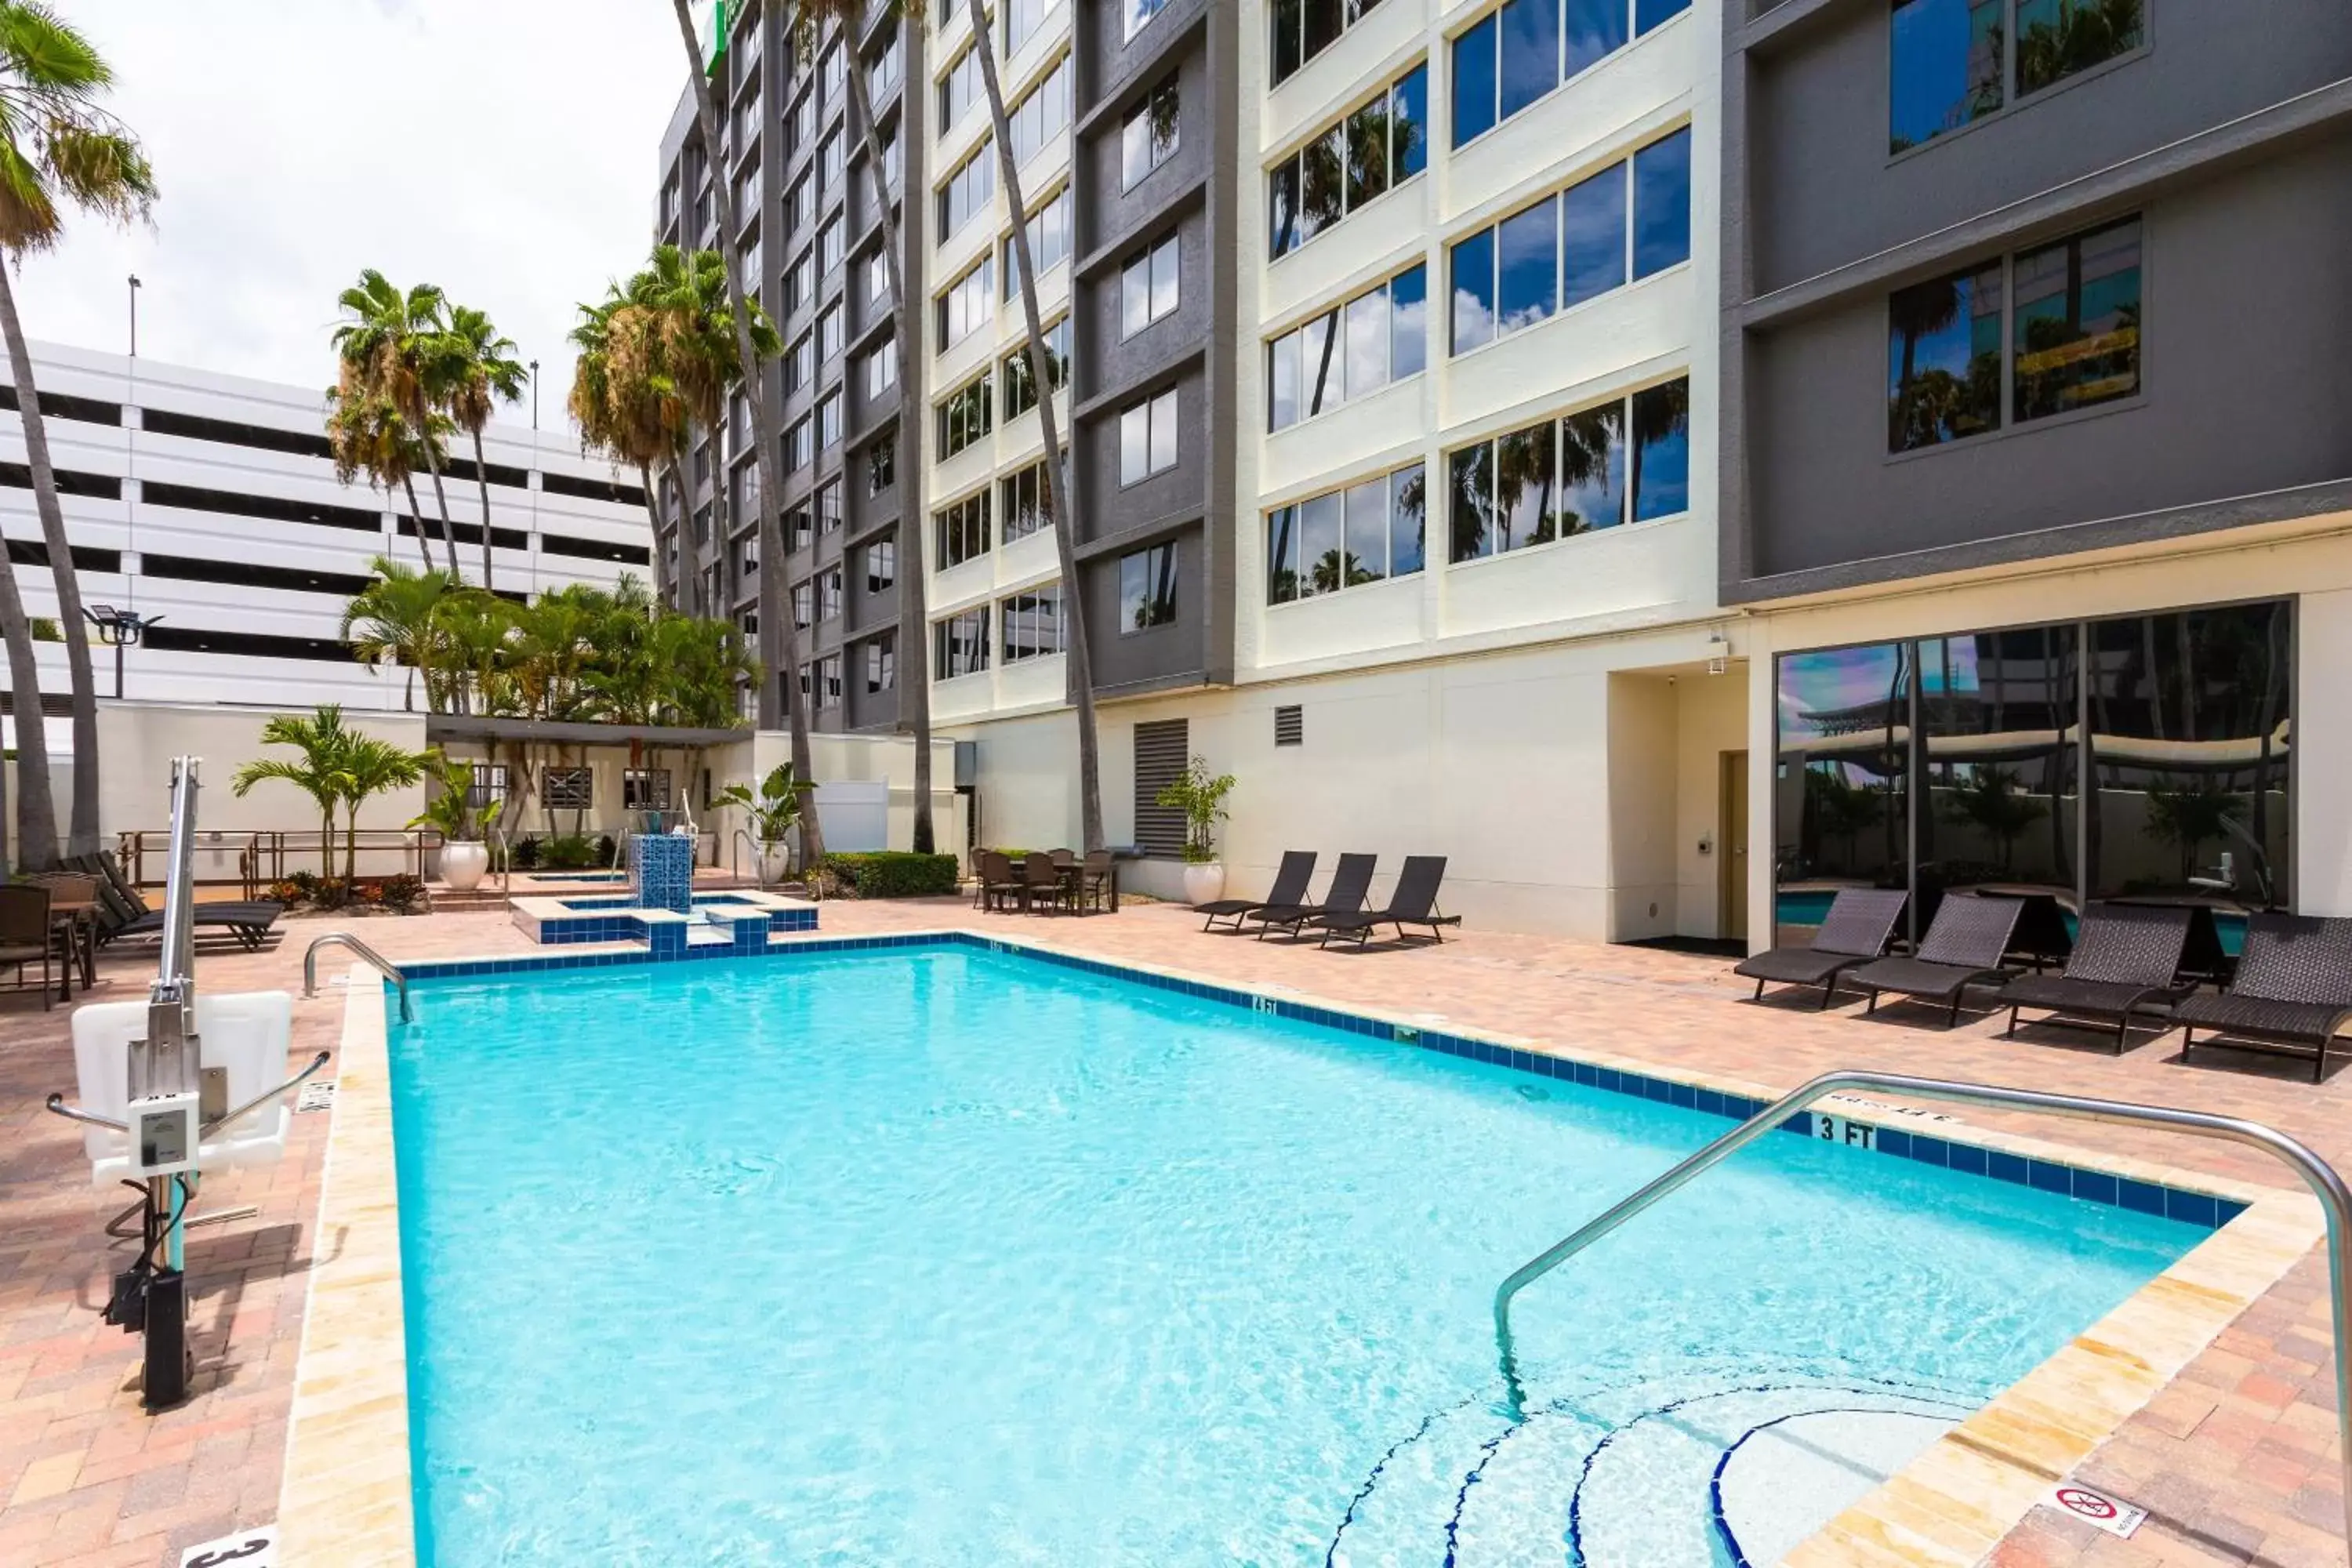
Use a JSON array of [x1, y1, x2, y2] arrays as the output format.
[[1733, 887, 1907, 1007], [1197, 850, 1315, 932], [2177, 914, 2352, 1083], [1316, 855, 1463, 946], [1998, 902, 2195, 1052], [1846, 894, 2024, 1027], [1247, 853, 1375, 940]]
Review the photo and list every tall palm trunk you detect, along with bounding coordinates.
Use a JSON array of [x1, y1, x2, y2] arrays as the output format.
[[400, 474, 437, 571], [965, 0, 1103, 850], [419, 443, 462, 582], [470, 428, 496, 592], [640, 460, 671, 607], [0, 264, 100, 856], [0, 525, 58, 870], [844, 12, 935, 854], [669, 0, 826, 862]]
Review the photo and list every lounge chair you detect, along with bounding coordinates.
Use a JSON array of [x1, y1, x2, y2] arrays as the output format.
[[1846, 894, 2024, 1027], [1998, 902, 2195, 1052], [1246, 852, 1375, 941], [2177, 914, 2352, 1083], [1733, 887, 1907, 1007], [1316, 855, 1463, 947], [78, 852, 285, 949], [1197, 851, 1316, 933]]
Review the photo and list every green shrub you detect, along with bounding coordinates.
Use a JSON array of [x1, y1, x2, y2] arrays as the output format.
[[508, 837, 543, 869], [541, 833, 599, 870], [822, 851, 960, 899]]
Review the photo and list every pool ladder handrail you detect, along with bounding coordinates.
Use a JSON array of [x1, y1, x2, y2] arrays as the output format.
[[302, 932, 412, 1023], [1492, 1068, 2352, 1559]]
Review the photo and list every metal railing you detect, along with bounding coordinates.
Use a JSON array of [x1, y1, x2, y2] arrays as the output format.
[[121, 828, 444, 891], [302, 933, 413, 1024], [1491, 1069, 2352, 1555]]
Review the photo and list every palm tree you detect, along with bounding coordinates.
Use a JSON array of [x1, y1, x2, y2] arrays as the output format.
[[342, 555, 451, 712], [665, 2, 829, 861], [793, 0, 935, 853], [435, 303, 529, 593], [0, 3, 158, 862], [333, 269, 464, 580], [568, 288, 682, 604], [956, 0, 1105, 850], [332, 734, 427, 883], [232, 706, 357, 878], [325, 378, 450, 572]]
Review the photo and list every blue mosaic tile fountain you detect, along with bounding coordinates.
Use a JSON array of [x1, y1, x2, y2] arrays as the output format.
[[627, 832, 696, 915]]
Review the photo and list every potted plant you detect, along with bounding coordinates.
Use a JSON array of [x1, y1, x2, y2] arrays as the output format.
[[717, 763, 804, 886], [1156, 755, 1236, 906], [410, 751, 504, 892]]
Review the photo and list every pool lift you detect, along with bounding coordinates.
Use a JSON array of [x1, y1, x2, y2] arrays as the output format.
[[43, 757, 331, 1410]]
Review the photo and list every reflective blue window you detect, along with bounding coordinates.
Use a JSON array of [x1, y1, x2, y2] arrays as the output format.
[[1392, 65, 1428, 178], [1631, 128, 1690, 278], [1563, 0, 1628, 79], [1635, 0, 1690, 32], [1495, 202, 1557, 336], [1630, 379, 1690, 521], [1389, 263, 1428, 380], [1449, 228, 1496, 354], [1499, 0, 1559, 122], [1559, 161, 1627, 307], [1450, 16, 1497, 147], [1889, 0, 2002, 154]]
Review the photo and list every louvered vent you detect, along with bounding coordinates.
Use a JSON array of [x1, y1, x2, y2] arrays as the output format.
[[1133, 719, 1189, 858], [1273, 706, 1303, 746]]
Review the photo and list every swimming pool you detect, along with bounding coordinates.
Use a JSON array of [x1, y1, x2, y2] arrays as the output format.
[[386, 942, 2220, 1566]]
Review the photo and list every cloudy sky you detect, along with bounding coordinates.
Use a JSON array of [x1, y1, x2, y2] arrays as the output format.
[[17, 0, 692, 430]]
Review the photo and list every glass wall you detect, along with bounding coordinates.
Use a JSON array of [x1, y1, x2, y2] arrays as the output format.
[[1773, 600, 2293, 945]]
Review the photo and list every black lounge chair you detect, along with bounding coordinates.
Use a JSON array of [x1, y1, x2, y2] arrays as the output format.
[[1316, 855, 1463, 947], [78, 852, 285, 950], [2177, 914, 2352, 1083], [1733, 887, 1907, 1007], [1998, 902, 2196, 1053], [1197, 850, 1316, 932], [1846, 894, 2024, 1027], [1247, 852, 1375, 941]]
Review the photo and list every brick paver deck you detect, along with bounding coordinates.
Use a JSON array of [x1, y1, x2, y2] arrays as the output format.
[[2, 898, 2345, 1566]]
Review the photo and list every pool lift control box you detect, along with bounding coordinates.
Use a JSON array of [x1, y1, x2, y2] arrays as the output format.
[[130, 1090, 199, 1178]]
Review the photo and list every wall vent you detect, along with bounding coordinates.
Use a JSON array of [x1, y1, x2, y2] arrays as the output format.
[[1273, 706, 1303, 746]]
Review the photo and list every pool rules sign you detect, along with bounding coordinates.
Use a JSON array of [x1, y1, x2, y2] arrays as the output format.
[[2041, 1482, 2147, 1538]]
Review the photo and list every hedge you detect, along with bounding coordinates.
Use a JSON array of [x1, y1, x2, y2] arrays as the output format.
[[822, 851, 960, 899]]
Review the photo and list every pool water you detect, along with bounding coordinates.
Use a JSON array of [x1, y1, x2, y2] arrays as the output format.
[[388, 946, 2206, 1566]]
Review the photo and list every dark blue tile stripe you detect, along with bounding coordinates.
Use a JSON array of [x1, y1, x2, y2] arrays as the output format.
[[397, 929, 2247, 1232]]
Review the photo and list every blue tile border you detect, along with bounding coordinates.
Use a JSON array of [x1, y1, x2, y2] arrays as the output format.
[[388, 929, 2252, 1233]]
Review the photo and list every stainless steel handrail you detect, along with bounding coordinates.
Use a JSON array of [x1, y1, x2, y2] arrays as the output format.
[[490, 825, 514, 909], [1491, 1069, 2352, 1555], [733, 827, 766, 888], [302, 933, 413, 1024]]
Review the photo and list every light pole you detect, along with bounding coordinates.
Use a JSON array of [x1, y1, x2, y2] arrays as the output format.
[[127, 275, 140, 357], [84, 604, 160, 699], [530, 359, 540, 430]]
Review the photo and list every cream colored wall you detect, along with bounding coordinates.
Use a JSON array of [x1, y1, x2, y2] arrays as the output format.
[[98, 701, 431, 840], [1606, 673, 1678, 939], [698, 731, 964, 867], [1672, 667, 1748, 939]]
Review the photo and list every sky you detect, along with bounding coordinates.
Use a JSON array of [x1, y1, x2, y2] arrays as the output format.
[[16, 0, 694, 430]]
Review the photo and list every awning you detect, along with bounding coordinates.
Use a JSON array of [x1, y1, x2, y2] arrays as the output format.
[[424, 715, 753, 748]]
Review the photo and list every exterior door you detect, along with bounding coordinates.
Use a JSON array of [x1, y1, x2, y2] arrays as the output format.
[[1720, 750, 1749, 942]]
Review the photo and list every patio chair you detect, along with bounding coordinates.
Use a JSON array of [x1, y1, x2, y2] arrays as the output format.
[[1076, 850, 1114, 914], [2176, 914, 2352, 1083], [1846, 894, 2025, 1028], [0, 883, 53, 1011], [975, 851, 1023, 913], [1316, 855, 1464, 947], [1733, 887, 1907, 1007], [1022, 852, 1068, 915], [1998, 902, 2196, 1053], [1246, 852, 1375, 941], [79, 851, 285, 949], [1196, 851, 1316, 933]]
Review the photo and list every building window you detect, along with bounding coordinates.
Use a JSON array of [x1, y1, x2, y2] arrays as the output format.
[[1003, 186, 1072, 298], [999, 459, 1058, 543], [1120, 78, 1180, 191], [936, 606, 992, 677], [1120, 542, 1177, 631], [1124, 0, 1170, 43], [790, 87, 815, 149], [543, 767, 593, 811], [866, 539, 897, 592], [866, 631, 898, 693], [818, 565, 844, 622], [1117, 388, 1178, 485], [1451, 0, 1690, 149], [864, 248, 891, 304], [818, 303, 844, 362], [1446, 376, 1688, 561], [939, 255, 995, 346], [1000, 318, 1071, 420], [1889, 0, 2141, 155], [1007, 0, 1057, 53], [863, 338, 898, 397], [792, 578, 815, 629], [938, 371, 994, 457], [940, 42, 983, 129], [939, 140, 996, 238], [822, 652, 844, 706], [1120, 235, 1181, 339], [1887, 216, 2140, 453], [1269, 64, 1427, 259], [1267, 460, 1426, 603], [1271, 0, 1388, 88], [818, 391, 843, 449], [466, 763, 509, 810], [817, 480, 843, 534], [786, 416, 814, 470], [786, 331, 814, 391], [1007, 56, 1072, 169], [936, 488, 992, 568], [788, 503, 813, 551], [1268, 263, 1425, 430], [818, 216, 844, 274], [786, 174, 813, 232], [867, 33, 901, 97], [821, 39, 847, 100], [623, 768, 673, 811], [868, 430, 898, 493], [1449, 126, 1686, 354], [1000, 582, 1066, 662]]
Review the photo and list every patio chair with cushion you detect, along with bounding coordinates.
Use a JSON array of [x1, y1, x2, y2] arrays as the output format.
[[2176, 914, 2352, 1083], [1733, 887, 1907, 1007], [1997, 902, 2197, 1053], [1846, 893, 2025, 1028], [1196, 851, 1316, 933], [0, 883, 53, 1011], [1247, 853, 1376, 941], [1316, 855, 1464, 947]]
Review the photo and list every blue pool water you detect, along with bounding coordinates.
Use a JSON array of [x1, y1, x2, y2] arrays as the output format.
[[389, 946, 2209, 1566]]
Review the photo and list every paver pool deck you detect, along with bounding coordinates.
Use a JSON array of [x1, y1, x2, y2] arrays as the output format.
[[2, 897, 2345, 1567]]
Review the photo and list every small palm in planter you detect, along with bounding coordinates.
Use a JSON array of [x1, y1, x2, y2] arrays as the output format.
[[717, 764, 806, 887], [1156, 756, 1236, 906], [410, 752, 505, 892]]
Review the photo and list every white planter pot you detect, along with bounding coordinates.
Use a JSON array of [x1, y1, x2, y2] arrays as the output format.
[[1183, 860, 1226, 906], [757, 844, 793, 885], [442, 840, 490, 892]]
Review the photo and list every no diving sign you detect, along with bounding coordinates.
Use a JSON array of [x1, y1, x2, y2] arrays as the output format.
[[2042, 1483, 2147, 1538]]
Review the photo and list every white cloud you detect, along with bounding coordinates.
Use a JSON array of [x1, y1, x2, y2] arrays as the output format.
[[14, 0, 693, 430]]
